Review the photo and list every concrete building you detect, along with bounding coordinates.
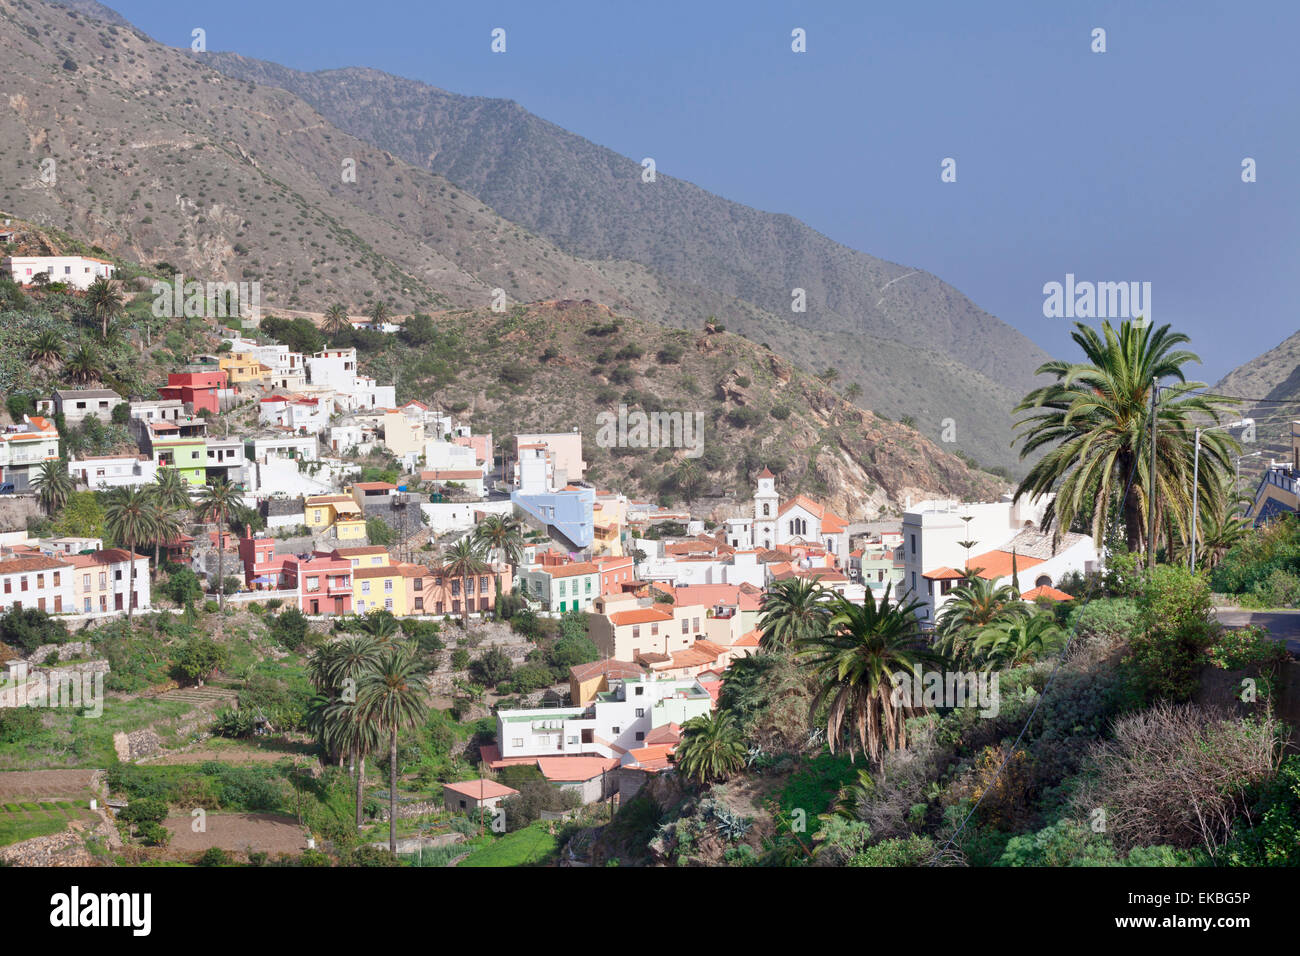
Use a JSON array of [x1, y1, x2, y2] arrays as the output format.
[[68, 454, 157, 491], [0, 416, 60, 492], [41, 389, 123, 426], [3, 255, 115, 290]]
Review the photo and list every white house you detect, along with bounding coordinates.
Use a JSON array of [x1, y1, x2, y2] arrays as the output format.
[[252, 434, 319, 463], [3, 255, 115, 290], [495, 675, 712, 760], [68, 454, 157, 491], [902, 495, 1101, 622]]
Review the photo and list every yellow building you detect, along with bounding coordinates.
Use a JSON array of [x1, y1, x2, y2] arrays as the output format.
[[591, 492, 627, 557], [305, 494, 366, 539], [352, 564, 407, 615], [220, 350, 270, 387], [331, 545, 391, 569]]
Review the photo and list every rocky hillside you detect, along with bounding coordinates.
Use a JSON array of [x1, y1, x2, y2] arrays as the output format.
[[367, 301, 1007, 518], [16, 0, 1045, 476]]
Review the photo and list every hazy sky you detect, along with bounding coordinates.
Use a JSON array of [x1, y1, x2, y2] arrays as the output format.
[[106, 0, 1300, 385]]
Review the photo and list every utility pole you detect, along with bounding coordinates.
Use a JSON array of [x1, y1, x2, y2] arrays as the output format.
[[1147, 380, 1158, 570]]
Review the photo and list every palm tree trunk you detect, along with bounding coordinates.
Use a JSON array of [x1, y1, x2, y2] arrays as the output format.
[[216, 514, 226, 611], [355, 750, 366, 831], [462, 574, 470, 627], [388, 726, 398, 854], [126, 534, 135, 622]]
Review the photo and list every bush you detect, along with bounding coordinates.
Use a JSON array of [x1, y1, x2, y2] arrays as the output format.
[[0, 708, 42, 744], [196, 847, 231, 866], [120, 798, 170, 827], [450, 648, 470, 670], [160, 567, 204, 607], [366, 517, 396, 546], [1071, 703, 1280, 853], [1127, 565, 1217, 702], [268, 607, 310, 650], [0, 607, 68, 654], [1066, 598, 1140, 652], [470, 648, 513, 687], [1222, 754, 1300, 866], [138, 821, 171, 847], [849, 835, 937, 867], [171, 636, 227, 685]]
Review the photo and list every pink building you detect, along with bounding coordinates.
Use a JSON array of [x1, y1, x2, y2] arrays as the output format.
[[158, 370, 227, 415], [283, 553, 353, 615]]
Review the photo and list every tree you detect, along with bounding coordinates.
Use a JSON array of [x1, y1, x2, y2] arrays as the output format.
[[322, 303, 351, 339], [173, 635, 226, 685], [63, 339, 104, 385], [149, 468, 191, 572], [323, 699, 382, 830], [356, 642, 428, 854], [757, 577, 834, 652], [440, 537, 489, 627], [1013, 319, 1238, 558], [470, 647, 513, 687], [366, 300, 391, 326], [675, 712, 747, 784], [103, 486, 158, 622], [84, 276, 124, 339], [672, 459, 706, 506], [471, 514, 524, 615], [196, 479, 240, 611], [27, 329, 64, 367], [356, 611, 400, 644], [31, 459, 74, 516], [799, 588, 937, 764], [973, 611, 1065, 670], [933, 573, 1027, 667]]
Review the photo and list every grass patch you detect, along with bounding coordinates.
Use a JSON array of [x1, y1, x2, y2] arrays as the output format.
[[456, 822, 558, 867]]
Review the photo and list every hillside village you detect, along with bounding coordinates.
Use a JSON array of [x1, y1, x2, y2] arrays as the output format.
[[2, 0, 1299, 891]]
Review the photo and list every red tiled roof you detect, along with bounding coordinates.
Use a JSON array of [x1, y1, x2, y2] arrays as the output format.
[[1021, 585, 1074, 602], [610, 607, 673, 626], [644, 723, 681, 746], [443, 779, 518, 800], [923, 566, 966, 580], [966, 549, 1045, 581], [536, 756, 619, 782]]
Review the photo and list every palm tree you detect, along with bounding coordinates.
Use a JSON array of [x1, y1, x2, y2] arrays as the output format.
[[27, 329, 64, 367], [322, 303, 351, 339], [31, 459, 74, 516], [1013, 319, 1238, 558], [365, 300, 391, 327], [757, 577, 834, 652], [356, 641, 428, 854], [324, 699, 382, 830], [355, 611, 400, 644], [674, 711, 747, 784], [196, 479, 241, 610], [471, 514, 524, 616], [103, 486, 159, 622], [63, 339, 103, 385], [674, 459, 706, 506], [798, 588, 937, 764], [440, 537, 489, 627], [149, 468, 192, 569], [84, 276, 124, 339], [973, 611, 1065, 670], [934, 573, 1027, 668]]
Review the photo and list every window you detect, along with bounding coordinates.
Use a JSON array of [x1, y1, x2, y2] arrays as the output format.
[[635, 732, 645, 741], [650, 623, 659, 635], [384, 579, 393, 593], [611, 727, 620, 736], [910, 534, 916, 555], [83, 574, 90, 588], [692, 617, 700, 631], [631, 625, 640, 639], [511, 738, 523, 748], [361, 581, 370, 594], [634, 686, 644, 696], [635, 708, 644, 718], [384, 598, 393, 611], [567, 736, 578, 745]]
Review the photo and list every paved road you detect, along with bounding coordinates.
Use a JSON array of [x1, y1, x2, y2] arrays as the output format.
[[1213, 607, 1300, 654]]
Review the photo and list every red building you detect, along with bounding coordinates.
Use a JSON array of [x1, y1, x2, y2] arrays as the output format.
[[283, 553, 353, 615], [158, 370, 227, 416]]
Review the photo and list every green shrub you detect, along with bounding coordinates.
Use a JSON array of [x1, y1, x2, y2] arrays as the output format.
[[1126, 565, 1216, 702]]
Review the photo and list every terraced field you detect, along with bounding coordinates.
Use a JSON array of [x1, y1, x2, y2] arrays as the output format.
[[0, 801, 96, 846]]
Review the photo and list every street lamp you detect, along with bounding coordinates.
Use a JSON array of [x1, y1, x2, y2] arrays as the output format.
[[1233, 450, 1264, 502], [1190, 419, 1254, 572]]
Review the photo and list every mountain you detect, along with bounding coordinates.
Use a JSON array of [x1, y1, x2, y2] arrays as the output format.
[[7, 0, 1028, 491], [196, 53, 1050, 476], [1215, 331, 1300, 484], [360, 300, 1007, 518]]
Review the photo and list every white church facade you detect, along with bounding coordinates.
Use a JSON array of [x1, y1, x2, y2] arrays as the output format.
[[724, 468, 849, 560]]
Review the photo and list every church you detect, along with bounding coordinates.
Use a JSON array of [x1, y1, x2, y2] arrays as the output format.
[[724, 468, 849, 560]]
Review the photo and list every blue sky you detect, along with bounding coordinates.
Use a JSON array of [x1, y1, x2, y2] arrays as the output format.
[[106, 0, 1299, 384]]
